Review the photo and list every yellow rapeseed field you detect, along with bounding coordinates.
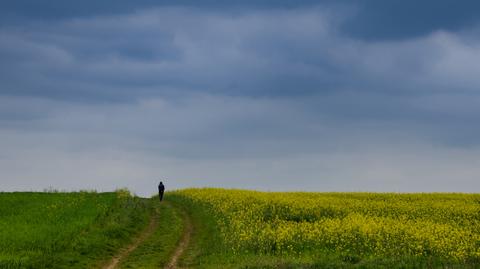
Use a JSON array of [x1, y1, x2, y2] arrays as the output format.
[[174, 189, 480, 261]]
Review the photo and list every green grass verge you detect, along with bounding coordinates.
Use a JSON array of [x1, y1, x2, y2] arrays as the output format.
[[167, 193, 224, 268], [167, 193, 225, 268], [119, 199, 184, 269], [0, 191, 151, 269]]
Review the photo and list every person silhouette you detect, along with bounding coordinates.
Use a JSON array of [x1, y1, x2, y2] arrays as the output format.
[[158, 181, 165, 202]]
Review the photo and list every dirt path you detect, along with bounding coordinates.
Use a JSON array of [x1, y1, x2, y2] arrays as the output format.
[[165, 207, 193, 269], [103, 212, 158, 269]]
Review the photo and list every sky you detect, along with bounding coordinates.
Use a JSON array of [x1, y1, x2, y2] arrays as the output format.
[[1, 1, 480, 196]]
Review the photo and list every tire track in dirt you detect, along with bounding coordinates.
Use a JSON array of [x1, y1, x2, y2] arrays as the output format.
[[103, 211, 158, 269], [165, 207, 193, 269]]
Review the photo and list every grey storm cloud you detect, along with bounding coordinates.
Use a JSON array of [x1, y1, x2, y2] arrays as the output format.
[[3, 7, 480, 99], [1, 2, 480, 195], [2, 0, 480, 40]]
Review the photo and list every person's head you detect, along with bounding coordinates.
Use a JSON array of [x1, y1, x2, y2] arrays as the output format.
[[160, 181, 163, 185]]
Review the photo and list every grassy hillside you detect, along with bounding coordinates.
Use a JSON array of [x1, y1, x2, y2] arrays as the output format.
[[169, 189, 480, 268], [0, 190, 151, 269]]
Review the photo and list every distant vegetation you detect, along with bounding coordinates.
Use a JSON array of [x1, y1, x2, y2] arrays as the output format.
[[0, 190, 151, 268], [170, 189, 480, 268]]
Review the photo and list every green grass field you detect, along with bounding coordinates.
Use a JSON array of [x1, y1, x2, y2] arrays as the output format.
[[0, 190, 152, 269], [1, 189, 479, 269]]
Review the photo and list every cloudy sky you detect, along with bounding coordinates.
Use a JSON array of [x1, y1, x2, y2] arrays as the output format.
[[1, 1, 480, 196]]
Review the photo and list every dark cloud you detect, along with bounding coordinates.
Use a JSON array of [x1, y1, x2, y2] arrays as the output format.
[[2, 7, 480, 101], [2, 7, 480, 141], [1, 4, 480, 194], [2, 0, 480, 40], [0, 1, 328, 20], [343, 0, 480, 40]]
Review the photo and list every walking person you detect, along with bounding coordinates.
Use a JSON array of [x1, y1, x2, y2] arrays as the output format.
[[158, 181, 165, 202]]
